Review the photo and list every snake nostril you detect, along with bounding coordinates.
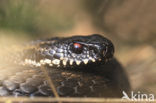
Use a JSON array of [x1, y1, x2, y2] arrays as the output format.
[[104, 45, 114, 59], [103, 50, 106, 57]]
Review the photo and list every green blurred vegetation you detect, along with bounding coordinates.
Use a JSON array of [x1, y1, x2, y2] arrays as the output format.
[[0, 0, 74, 37]]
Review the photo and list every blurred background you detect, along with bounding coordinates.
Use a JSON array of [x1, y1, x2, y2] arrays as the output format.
[[0, 0, 156, 96]]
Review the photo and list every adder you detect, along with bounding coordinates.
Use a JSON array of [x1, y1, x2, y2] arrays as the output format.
[[0, 34, 130, 97]]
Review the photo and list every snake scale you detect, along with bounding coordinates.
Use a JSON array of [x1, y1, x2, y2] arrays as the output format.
[[0, 34, 130, 98]]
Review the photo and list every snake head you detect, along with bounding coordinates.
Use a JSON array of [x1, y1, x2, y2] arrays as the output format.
[[24, 34, 114, 68]]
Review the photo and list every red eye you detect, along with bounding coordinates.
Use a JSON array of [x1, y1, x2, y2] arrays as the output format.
[[71, 43, 83, 54], [74, 43, 82, 49]]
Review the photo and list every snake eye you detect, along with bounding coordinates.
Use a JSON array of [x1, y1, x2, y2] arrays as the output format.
[[71, 43, 83, 54]]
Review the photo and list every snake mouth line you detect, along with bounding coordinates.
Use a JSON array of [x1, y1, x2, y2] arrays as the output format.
[[21, 57, 112, 68]]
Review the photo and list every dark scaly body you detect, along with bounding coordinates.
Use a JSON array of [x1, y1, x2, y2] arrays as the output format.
[[0, 34, 130, 97]]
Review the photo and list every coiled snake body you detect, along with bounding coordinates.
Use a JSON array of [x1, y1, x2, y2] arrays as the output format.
[[0, 34, 130, 98]]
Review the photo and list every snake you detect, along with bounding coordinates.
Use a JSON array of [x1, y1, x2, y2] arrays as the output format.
[[0, 34, 130, 98]]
